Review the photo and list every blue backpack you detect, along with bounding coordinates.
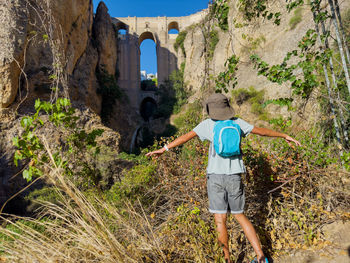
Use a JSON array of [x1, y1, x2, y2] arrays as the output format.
[[213, 120, 242, 157]]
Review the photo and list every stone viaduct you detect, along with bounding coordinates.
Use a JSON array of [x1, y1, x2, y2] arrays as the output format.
[[112, 9, 208, 114]]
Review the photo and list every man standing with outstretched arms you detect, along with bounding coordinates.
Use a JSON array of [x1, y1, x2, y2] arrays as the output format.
[[146, 93, 301, 263]]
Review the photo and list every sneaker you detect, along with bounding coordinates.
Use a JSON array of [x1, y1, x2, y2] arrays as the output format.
[[250, 257, 269, 263]]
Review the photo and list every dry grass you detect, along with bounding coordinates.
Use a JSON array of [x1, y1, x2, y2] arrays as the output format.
[[0, 138, 167, 263], [1, 134, 350, 262]]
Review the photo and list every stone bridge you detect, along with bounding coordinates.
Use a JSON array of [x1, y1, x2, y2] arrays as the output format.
[[112, 9, 208, 114]]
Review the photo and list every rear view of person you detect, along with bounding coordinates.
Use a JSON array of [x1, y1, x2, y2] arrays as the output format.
[[146, 93, 301, 263]]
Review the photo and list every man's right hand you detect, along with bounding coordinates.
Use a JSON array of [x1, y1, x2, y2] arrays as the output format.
[[284, 135, 301, 147], [145, 148, 166, 158]]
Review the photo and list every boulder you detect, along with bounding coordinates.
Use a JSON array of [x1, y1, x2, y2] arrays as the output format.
[[0, 0, 27, 108]]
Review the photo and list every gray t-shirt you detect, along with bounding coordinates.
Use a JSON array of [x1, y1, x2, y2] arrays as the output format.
[[193, 118, 254, 175]]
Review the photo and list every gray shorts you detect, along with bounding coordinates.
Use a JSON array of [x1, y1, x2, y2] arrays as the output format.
[[207, 173, 245, 214]]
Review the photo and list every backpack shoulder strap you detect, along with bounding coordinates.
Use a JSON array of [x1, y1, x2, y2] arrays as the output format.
[[230, 119, 242, 136]]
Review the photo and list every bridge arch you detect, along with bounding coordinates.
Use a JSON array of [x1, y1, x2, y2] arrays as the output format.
[[115, 21, 128, 31], [168, 21, 180, 33], [139, 31, 158, 91], [140, 97, 157, 121], [114, 9, 209, 111], [138, 31, 157, 46], [115, 21, 128, 39]]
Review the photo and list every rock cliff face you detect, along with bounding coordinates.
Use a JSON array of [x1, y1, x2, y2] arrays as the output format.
[[92, 2, 118, 76], [0, 0, 125, 113], [176, 0, 349, 124], [0, 0, 28, 108], [177, 1, 297, 96], [0, 0, 138, 207]]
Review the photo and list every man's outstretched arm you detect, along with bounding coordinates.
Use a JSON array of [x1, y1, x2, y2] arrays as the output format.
[[251, 127, 301, 146], [146, 131, 198, 157]]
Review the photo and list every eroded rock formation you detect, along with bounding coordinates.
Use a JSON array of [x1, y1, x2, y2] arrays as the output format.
[[0, 0, 28, 108], [92, 2, 118, 76], [0, 0, 124, 112], [0, 0, 137, 207]]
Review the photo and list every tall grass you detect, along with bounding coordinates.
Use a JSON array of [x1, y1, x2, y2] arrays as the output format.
[[0, 138, 167, 263]]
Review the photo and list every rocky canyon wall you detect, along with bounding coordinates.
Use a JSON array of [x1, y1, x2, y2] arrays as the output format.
[[0, 0, 139, 144], [0, 0, 138, 208], [176, 0, 349, 126], [0, 0, 108, 112]]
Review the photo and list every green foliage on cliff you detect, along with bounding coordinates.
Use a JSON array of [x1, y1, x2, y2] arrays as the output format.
[[232, 86, 268, 119], [208, 29, 219, 60], [237, 0, 281, 25], [154, 63, 190, 118], [12, 98, 104, 185], [241, 34, 266, 55], [141, 79, 157, 91], [250, 29, 323, 99], [215, 55, 239, 93], [289, 7, 303, 30], [210, 0, 230, 31], [174, 31, 187, 57]]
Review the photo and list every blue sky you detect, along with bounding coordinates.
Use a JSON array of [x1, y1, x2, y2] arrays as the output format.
[[93, 0, 209, 75]]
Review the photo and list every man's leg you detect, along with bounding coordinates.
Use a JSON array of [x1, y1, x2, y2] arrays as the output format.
[[233, 213, 265, 262], [214, 213, 231, 262]]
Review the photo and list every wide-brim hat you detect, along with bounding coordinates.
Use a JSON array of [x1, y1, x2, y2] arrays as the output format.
[[204, 93, 235, 120]]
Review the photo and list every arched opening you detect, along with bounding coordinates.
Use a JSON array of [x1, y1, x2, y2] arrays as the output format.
[[115, 22, 128, 39], [168, 21, 180, 34], [140, 97, 157, 121], [118, 29, 127, 35], [138, 31, 156, 46], [139, 32, 157, 89]]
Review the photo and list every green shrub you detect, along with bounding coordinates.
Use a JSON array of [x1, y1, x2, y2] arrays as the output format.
[[215, 55, 240, 93], [174, 31, 187, 57], [0, 218, 50, 243], [269, 116, 292, 132], [232, 86, 267, 119], [208, 29, 219, 60], [107, 162, 157, 206], [25, 186, 64, 212], [289, 7, 303, 30], [210, 0, 229, 31], [237, 0, 281, 25], [173, 100, 203, 133], [241, 34, 266, 54], [140, 79, 157, 91], [153, 86, 176, 119], [12, 98, 104, 190], [154, 63, 190, 118]]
